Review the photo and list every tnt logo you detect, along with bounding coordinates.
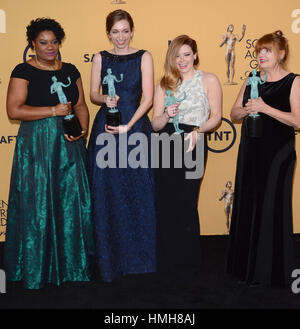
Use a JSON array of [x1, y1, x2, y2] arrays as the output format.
[[0, 269, 5, 293], [207, 117, 237, 153], [0, 9, 6, 34]]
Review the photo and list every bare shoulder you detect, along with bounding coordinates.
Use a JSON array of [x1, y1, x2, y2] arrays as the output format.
[[141, 51, 154, 74], [291, 75, 300, 96], [92, 52, 102, 64], [292, 74, 300, 85], [142, 51, 153, 63], [201, 71, 222, 93], [201, 71, 220, 84]]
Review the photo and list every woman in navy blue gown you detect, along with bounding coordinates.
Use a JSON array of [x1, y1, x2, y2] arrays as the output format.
[[88, 10, 155, 282]]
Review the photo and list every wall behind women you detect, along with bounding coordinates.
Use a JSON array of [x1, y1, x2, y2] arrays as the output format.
[[1, 0, 300, 241]]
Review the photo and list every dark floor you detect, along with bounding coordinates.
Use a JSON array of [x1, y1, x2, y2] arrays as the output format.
[[0, 235, 300, 310]]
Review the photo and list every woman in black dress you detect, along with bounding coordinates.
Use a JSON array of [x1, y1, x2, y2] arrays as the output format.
[[152, 35, 222, 275], [227, 30, 300, 287], [4, 18, 94, 289]]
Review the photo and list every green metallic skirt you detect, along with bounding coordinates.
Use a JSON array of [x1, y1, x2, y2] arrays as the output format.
[[4, 117, 95, 289]]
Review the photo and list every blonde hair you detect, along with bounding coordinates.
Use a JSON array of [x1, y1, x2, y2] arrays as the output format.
[[160, 35, 199, 91]]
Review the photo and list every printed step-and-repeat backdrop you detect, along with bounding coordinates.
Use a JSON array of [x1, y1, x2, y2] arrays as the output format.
[[1, 0, 300, 241]]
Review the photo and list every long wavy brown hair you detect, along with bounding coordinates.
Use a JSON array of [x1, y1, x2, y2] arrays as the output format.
[[160, 35, 199, 92]]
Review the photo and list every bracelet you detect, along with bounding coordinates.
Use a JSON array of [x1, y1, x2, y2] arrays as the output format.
[[193, 127, 202, 138], [51, 106, 56, 117], [164, 111, 170, 119]]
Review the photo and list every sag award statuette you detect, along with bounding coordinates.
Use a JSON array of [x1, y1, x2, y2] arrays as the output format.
[[103, 68, 124, 126], [245, 69, 266, 138], [50, 75, 82, 137], [165, 90, 186, 134]]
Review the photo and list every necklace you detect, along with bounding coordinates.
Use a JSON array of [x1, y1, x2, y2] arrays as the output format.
[[35, 57, 59, 70], [111, 47, 131, 55]]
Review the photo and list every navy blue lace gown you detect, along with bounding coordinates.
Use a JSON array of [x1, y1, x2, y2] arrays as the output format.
[[88, 50, 156, 282]]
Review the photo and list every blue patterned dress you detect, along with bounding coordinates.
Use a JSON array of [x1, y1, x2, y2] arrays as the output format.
[[88, 50, 156, 282]]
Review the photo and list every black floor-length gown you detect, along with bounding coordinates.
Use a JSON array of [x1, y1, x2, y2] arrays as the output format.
[[227, 72, 297, 287], [155, 124, 206, 275]]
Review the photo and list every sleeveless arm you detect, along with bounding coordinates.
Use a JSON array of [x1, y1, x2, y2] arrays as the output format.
[[245, 75, 300, 128], [90, 53, 110, 105], [127, 51, 154, 129], [230, 80, 248, 121], [106, 51, 154, 134], [197, 72, 222, 133], [152, 84, 171, 131], [7, 64, 70, 121]]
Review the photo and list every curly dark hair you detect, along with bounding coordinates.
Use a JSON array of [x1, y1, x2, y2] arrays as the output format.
[[26, 18, 65, 49]]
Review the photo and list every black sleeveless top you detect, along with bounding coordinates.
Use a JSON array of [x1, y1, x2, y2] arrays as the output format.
[[241, 72, 297, 148]]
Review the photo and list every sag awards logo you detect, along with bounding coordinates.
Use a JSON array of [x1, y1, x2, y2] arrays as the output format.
[[83, 53, 95, 63], [0, 136, 16, 144], [218, 180, 234, 234], [240, 38, 258, 81], [23, 46, 61, 62], [0, 200, 7, 239], [111, 0, 126, 4], [0, 9, 6, 34], [219, 24, 246, 85], [207, 117, 236, 153]]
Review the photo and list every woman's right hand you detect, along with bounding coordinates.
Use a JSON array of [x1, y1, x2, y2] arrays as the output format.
[[105, 95, 120, 108], [54, 102, 72, 116], [166, 103, 179, 118]]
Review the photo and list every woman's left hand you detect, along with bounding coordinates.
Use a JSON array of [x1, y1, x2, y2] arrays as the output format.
[[105, 124, 130, 134], [64, 129, 87, 142], [245, 97, 267, 115], [184, 130, 200, 152]]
